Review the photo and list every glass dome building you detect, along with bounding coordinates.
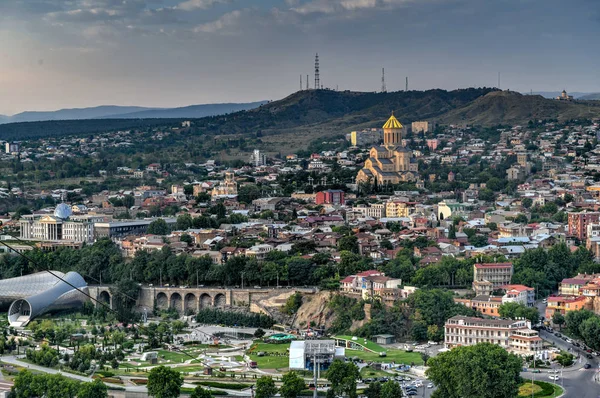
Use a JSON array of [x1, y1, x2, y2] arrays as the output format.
[[0, 271, 88, 327]]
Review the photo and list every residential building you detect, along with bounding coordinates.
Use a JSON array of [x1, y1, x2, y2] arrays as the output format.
[[245, 244, 273, 261], [386, 200, 415, 218], [5, 142, 19, 154], [545, 295, 587, 319], [472, 263, 514, 296], [411, 121, 433, 133], [315, 190, 345, 206], [568, 212, 600, 241]]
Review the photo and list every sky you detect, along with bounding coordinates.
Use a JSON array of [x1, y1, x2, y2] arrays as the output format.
[[0, 0, 598, 115]]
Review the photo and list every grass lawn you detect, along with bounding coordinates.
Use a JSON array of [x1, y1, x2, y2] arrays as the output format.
[[518, 381, 563, 398], [347, 348, 423, 365], [157, 350, 196, 363], [335, 336, 385, 353], [359, 366, 392, 379], [247, 341, 290, 370]]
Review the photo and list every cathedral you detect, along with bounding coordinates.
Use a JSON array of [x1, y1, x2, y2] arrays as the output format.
[[356, 114, 419, 185]]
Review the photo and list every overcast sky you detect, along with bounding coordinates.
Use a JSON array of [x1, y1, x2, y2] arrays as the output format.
[[0, 0, 598, 115]]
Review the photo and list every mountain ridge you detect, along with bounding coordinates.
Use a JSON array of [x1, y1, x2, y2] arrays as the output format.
[[0, 102, 268, 124]]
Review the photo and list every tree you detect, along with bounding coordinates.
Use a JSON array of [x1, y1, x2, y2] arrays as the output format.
[[254, 328, 266, 338], [580, 316, 600, 351], [338, 235, 359, 253], [552, 312, 565, 330], [237, 184, 261, 204], [380, 380, 402, 398], [147, 366, 183, 398], [78, 379, 108, 398], [180, 233, 193, 246], [364, 381, 381, 398], [565, 309, 595, 338], [522, 197, 533, 209], [148, 219, 170, 235], [190, 386, 211, 398], [426, 343, 522, 398], [555, 351, 574, 367], [326, 360, 360, 398], [255, 376, 278, 398], [280, 371, 305, 398], [498, 302, 539, 324]]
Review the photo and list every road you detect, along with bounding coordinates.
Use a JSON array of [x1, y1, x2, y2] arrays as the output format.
[[531, 329, 600, 398]]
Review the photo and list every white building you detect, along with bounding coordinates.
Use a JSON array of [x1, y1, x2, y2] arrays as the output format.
[[250, 149, 267, 167], [5, 142, 19, 154]]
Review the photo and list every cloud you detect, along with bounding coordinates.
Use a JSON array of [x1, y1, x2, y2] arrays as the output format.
[[340, 0, 377, 10], [192, 9, 243, 33], [176, 0, 225, 11]]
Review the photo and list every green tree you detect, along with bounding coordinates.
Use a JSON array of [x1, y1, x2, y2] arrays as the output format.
[[521, 197, 533, 209], [255, 376, 278, 398], [78, 379, 108, 398], [552, 312, 565, 330], [237, 184, 261, 204], [580, 316, 600, 351], [280, 371, 306, 398], [565, 310, 595, 338], [147, 366, 183, 398], [498, 302, 539, 324], [363, 381, 381, 398], [326, 360, 360, 398], [380, 380, 402, 398], [338, 235, 359, 253], [426, 343, 522, 398], [148, 219, 170, 235], [190, 386, 212, 398]]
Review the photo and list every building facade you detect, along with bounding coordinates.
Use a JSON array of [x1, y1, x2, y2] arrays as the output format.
[[568, 212, 600, 241], [445, 315, 543, 356], [356, 114, 419, 185], [472, 263, 514, 296], [315, 190, 345, 205]]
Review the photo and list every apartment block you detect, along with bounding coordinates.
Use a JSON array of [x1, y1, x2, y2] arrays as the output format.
[[472, 263, 513, 296], [568, 212, 600, 241]]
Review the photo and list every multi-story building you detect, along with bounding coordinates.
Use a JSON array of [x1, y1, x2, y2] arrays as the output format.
[[445, 316, 543, 356], [455, 295, 503, 317], [5, 142, 19, 154], [502, 284, 536, 307], [385, 201, 416, 218], [472, 263, 513, 296], [347, 204, 385, 221], [250, 149, 266, 167], [245, 244, 273, 261], [412, 121, 433, 133], [568, 212, 600, 241], [20, 214, 103, 243], [559, 276, 592, 296], [545, 295, 587, 319], [315, 190, 345, 206]]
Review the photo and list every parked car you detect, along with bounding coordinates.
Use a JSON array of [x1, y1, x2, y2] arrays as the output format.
[[584, 364, 592, 369], [549, 375, 560, 381]]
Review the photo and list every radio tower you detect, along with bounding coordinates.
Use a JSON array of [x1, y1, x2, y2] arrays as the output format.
[[300, 75, 302, 91], [381, 68, 386, 93], [405, 77, 408, 92], [314, 53, 320, 90]]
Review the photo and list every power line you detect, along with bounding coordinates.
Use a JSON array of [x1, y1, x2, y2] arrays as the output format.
[[0, 238, 202, 364]]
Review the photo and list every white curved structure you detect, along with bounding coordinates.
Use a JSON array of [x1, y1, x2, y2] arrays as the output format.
[[0, 271, 88, 327]]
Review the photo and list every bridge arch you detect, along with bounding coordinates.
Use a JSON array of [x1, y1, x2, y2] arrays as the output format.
[[98, 290, 112, 309], [156, 292, 168, 310], [200, 293, 212, 309], [214, 293, 226, 308], [170, 292, 183, 313], [184, 293, 197, 314]]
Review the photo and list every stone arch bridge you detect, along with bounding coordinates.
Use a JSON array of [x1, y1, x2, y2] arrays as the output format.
[[87, 285, 312, 314]]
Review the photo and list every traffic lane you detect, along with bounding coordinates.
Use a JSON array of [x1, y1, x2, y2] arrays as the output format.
[[539, 330, 599, 369]]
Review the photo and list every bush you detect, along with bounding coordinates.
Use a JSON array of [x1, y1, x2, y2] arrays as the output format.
[[196, 381, 251, 390], [195, 309, 274, 328]]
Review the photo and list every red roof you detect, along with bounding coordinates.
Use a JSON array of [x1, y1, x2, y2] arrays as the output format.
[[356, 270, 382, 277], [340, 276, 354, 283]]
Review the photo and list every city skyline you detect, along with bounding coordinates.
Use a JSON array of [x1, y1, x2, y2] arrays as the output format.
[[0, 0, 598, 115]]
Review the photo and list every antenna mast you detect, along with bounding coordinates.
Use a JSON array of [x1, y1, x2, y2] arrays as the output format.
[[306, 75, 309, 90], [314, 53, 320, 90], [300, 75, 303, 91], [381, 68, 386, 93], [405, 77, 408, 92], [498, 72, 501, 89]]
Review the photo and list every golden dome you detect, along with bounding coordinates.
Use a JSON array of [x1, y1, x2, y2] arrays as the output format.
[[383, 114, 403, 129]]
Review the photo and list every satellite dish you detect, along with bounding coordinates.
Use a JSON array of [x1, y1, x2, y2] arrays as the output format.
[[54, 203, 73, 219]]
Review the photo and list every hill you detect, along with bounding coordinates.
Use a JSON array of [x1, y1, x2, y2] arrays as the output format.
[[0, 101, 268, 125], [578, 93, 600, 101], [436, 91, 600, 126], [1, 106, 158, 124], [190, 88, 498, 148], [98, 101, 268, 119]]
